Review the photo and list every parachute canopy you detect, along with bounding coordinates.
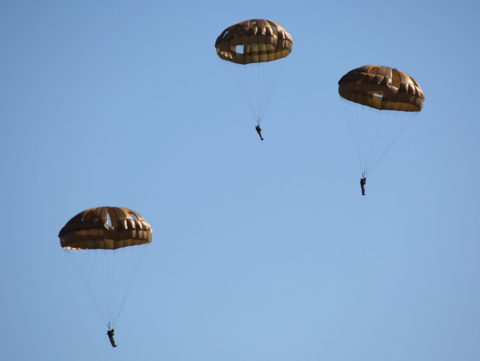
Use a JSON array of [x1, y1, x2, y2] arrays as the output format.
[[338, 65, 424, 112], [59, 206, 152, 250], [59, 207, 152, 329], [215, 19, 293, 65], [338, 65, 425, 177]]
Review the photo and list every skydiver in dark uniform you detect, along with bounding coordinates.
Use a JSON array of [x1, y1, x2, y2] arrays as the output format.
[[255, 124, 264, 141], [107, 329, 117, 347], [360, 177, 366, 196]]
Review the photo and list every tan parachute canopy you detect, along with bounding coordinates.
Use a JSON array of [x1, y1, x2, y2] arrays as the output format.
[[338, 65, 425, 112], [59, 207, 153, 250], [215, 19, 293, 65]]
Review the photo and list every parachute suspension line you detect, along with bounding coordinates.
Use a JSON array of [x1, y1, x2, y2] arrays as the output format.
[[253, 64, 262, 125], [247, 62, 267, 122], [363, 104, 385, 174], [369, 105, 392, 174], [341, 97, 364, 174], [262, 59, 284, 121], [367, 109, 407, 174], [352, 100, 364, 173], [362, 105, 375, 173], [342, 96, 419, 177], [109, 248, 117, 326], [362, 102, 371, 173], [92, 249, 111, 327], [365, 108, 398, 175], [223, 58, 287, 124], [368, 111, 418, 175], [241, 61, 258, 119], [102, 246, 131, 329], [112, 247, 131, 327], [64, 244, 149, 329], [111, 248, 126, 328], [99, 249, 111, 322], [363, 106, 390, 174], [112, 248, 123, 327], [224, 61, 258, 120], [375, 109, 415, 175], [255, 58, 287, 124], [357, 100, 369, 173], [65, 249, 109, 327], [86, 250, 109, 327], [113, 244, 149, 327]]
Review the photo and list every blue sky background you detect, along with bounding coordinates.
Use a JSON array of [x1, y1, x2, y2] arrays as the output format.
[[1, 0, 479, 360]]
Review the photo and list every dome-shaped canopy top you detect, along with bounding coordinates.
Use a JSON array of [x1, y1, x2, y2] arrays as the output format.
[[215, 19, 293, 65], [338, 65, 425, 111], [59, 207, 153, 250]]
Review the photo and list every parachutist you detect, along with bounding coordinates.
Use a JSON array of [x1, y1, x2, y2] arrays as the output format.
[[107, 329, 117, 347], [255, 125, 264, 141], [360, 177, 366, 196]]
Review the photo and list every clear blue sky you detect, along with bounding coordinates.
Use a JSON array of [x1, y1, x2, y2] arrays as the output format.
[[1, 0, 479, 360]]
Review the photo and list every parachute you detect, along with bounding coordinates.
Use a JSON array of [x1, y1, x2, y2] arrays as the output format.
[[59, 207, 153, 329], [215, 19, 293, 125], [338, 65, 425, 177]]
